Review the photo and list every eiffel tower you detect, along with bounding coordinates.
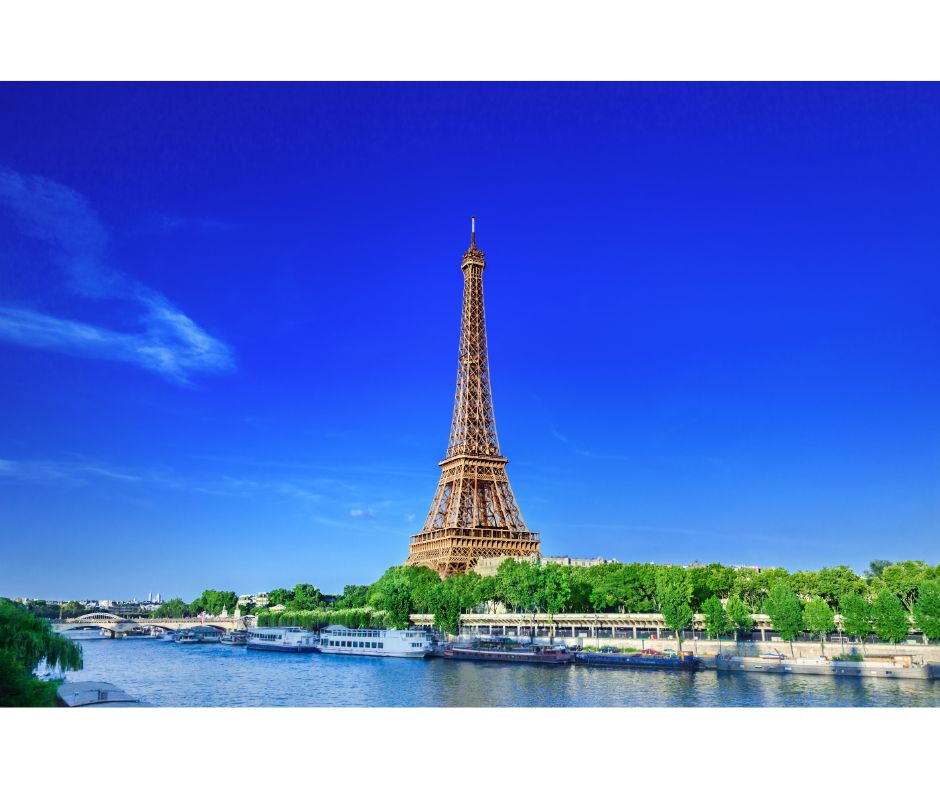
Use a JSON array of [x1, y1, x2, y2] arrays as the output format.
[[406, 219, 540, 577]]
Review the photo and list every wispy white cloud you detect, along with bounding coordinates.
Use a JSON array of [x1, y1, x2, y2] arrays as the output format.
[[155, 214, 234, 233], [0, 166, 234, 384], [0, 457, 145, 486], [550, 424, 630, 462]]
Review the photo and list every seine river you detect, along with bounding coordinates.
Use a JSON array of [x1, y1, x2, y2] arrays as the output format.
[[62, 636, 940, 707]]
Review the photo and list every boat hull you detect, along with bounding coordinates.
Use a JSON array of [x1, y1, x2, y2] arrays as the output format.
[[246, 642, 319, 653], [576, 652, 701, 671], [319, 648, 428, 658]]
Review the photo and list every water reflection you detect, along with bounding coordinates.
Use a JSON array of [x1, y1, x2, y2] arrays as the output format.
[[66, 639, 940, 708]]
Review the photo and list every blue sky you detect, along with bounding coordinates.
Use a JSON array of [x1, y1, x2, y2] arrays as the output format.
[[1, 83, 938, 600]]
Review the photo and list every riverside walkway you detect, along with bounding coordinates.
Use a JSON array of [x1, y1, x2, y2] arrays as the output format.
[[410, 611, 936, 658]]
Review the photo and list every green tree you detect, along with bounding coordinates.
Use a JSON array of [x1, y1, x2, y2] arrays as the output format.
[[495, 559, 540, 612], [369, 573, 415, 629], [0, 599, 83, 707], [588, 562, 657, 613], [564, 567, 594, 612], [190, 589, 238, 616], [368, 566, 441, 616], [787, 571, 821, 599], [865, 559, 893, 579], [871, 590, 910, 644], [534, 564, 571, 640], [397, 566, 442, 613], [475, 576, 501, 613], [913, 580, 940, 641], [535, 564, 571, 614], [430, 582, 462, 636], [151, 597, 190, 618], [839, 593, 872, 652], [764, 584, 803, 657], [877, 561, 937, 614], [701, 595, 732, 652], [802, 598, 834, 655], [814, 566, 867, 607], [448, 572, 484, 613], [288, 583, 324, 611], [586, 563, 629, 612], [687, 564, 736, 609], [60, 601, 88, 619], [725, 594, 754, 641], [334, 585, 370, 609], [267, 588, 294, 607], [732, 567, 790, 612], [655, 568, 693, 651]]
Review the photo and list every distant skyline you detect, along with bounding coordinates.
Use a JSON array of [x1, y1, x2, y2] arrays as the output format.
[[1, 83, 938, 600]]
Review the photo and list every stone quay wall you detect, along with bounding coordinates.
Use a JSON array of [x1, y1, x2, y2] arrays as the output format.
[[539, 636, 940, 663]]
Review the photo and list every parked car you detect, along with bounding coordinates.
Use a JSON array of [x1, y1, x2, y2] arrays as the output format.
[[641, 648, 662, 656], [599, 646, 619, 653]]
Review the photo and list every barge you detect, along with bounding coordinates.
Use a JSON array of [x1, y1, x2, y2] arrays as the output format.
[[441, 638, 573, 664], [576, 650, 701, 671], [711, 654, 938, 680]]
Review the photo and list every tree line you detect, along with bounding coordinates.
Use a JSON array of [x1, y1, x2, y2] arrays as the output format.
[[250, 558, 940, 650]]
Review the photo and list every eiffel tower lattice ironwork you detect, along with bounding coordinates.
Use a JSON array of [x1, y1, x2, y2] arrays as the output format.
[[406, 219, 540, 577]]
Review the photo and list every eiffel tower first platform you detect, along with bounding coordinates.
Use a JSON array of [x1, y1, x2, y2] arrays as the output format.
[[406, 219, 540, 577]]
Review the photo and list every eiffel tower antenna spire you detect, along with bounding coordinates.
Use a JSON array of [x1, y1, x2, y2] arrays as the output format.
[[406, 220, 541, 577]]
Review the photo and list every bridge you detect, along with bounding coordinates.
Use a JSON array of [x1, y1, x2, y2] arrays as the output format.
[[53, 612, 257, 636]]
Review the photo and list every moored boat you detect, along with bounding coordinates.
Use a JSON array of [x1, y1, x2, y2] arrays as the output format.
[[174, 626, 222, 644], [576, 650, 701, 671], [57, 681, 152, 707], [246, 626, 319, 653], [318, 625, 433, 658], [220, 630, 248, 646], [712, 654, 937, 680], [440, 637, 573, 664]]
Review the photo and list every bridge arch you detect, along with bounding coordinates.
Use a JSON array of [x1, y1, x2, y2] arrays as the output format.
[[70, 612, 130, 624]]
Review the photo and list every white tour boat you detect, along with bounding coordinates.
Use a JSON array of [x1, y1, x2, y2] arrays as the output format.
[[317, 625, 433, 658], [246, 626, 319, 653]]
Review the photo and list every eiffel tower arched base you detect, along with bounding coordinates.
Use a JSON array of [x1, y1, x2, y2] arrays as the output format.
[[406, 526, 541, 578]]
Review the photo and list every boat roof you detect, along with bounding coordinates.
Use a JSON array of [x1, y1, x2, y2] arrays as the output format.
[[57, 681, 152, 707], [249, 626, 308, 632]]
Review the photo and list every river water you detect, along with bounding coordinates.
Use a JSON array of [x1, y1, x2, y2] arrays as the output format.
[[65, 636, 940, 707]]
